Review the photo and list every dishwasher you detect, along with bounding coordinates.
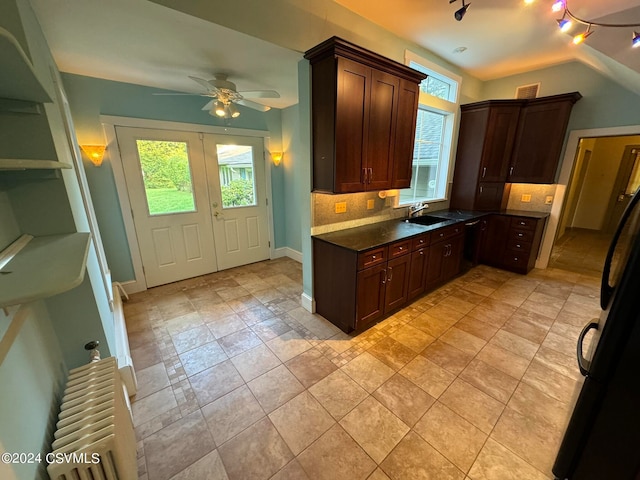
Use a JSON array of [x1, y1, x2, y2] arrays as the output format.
[[462, 218, 482, 272]]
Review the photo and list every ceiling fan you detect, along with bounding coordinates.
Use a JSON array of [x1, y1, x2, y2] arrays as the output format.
[[154, 74, 280, 118]]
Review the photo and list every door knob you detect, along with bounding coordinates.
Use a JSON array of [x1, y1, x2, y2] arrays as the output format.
[[214, 211, 222, 218]]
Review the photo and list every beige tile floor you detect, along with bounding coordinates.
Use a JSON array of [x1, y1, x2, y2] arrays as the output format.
[[549, 227, 611, 276], [126, 255, 603, 480]]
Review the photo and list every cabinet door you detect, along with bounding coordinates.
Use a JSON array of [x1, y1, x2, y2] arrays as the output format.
[[443, 234, 464, 281], [479, 215, 510, 267], [509, 98, 575, 183], [476, 182, 506, 211], [480, 105, 521, 182], [356, 264, 386, 329], [408, 247, 429, 300], [335, 57, 370, 192], [426, 240, 446, 289], [367, 69, 399, 190], [384, 254, 411, 312], [392, 79, 420, 188]]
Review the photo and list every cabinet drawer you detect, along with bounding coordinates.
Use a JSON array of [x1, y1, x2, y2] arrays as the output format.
[[510, 217, 537, 230], [503, 252, 530, 270], [389, 240, 411, 258], [506, 238, 532, 253], [432, 224, 463, 243], [358, 247, 387, 270], [411, 233, 431, 251], [510, 228, 535, 243]]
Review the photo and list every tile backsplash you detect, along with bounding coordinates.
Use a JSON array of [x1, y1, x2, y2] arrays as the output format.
[[506, 183, 557, 212]]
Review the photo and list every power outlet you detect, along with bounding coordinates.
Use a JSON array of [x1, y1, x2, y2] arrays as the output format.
[[335, 201, 347, 213], [521, 194, 532, 203], [545, 195, 554, 205], [367, 199, 375, 210]]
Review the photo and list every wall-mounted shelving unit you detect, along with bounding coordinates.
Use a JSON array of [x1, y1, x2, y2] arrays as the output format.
[[0, 26, 52, 104], [0, 233, 91, 308], [0, 159, 71, 170]]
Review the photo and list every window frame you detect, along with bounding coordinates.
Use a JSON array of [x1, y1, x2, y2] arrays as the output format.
[[396, 51, 462, 206]]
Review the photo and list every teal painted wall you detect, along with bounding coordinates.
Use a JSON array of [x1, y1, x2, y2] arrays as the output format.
[[296, 60, 313, 298], [281, 104, 302, 253], [0, 303, 67, 480], [61, 73, 286, 280]]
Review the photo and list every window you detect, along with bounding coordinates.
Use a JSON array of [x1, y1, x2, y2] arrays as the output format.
[[216, 144, 257, 208], [399, 52, 461, 205]]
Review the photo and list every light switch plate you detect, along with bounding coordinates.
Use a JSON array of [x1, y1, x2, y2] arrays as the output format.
[[335, 201, 347, 213], [521, 194, 532, 203], [367, 199, 375, 210]]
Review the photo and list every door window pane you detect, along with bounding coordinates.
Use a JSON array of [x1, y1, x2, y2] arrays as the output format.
[[217, 145, 256, 208], [136, 140, 196, 215]]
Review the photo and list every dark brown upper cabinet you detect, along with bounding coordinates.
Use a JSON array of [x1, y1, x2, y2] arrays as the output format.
[[304, 37, 425, 193], [450, 92, 581, 210], [509, 92, 582, 183], [450, 101, 522, 211]]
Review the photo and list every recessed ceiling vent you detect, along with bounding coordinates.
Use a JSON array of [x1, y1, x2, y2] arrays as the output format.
[[515, 83, 540, 99]]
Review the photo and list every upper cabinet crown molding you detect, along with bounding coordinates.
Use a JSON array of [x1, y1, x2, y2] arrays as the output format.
[[0, 26, 52, 104], [305, 37, 426, 194]]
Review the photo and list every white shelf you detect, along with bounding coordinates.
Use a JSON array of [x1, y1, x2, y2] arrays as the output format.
[[0, 159, 71, 171], [0, 26, 51, 103], [0, 233, 91, 308]]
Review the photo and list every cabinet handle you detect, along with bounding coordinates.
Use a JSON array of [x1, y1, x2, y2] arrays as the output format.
[[420, 250, 424, 256], [514, 257, 519, 261], [509, 166, 514, 176], [516, 244, 521, 248], [398, 246, 403, 251], [482, 167, 486, 178], [372, 255, 377, 260], [382, 268, 387, 284], [479, 186, 483, 193], [518, 233, 524, 237], [520, 221, 526, 225], [369, 168, 373, 183], [362, 168, 367, 184], [388, 266, 393, 281]]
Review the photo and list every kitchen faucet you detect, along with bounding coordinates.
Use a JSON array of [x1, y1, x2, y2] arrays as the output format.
[[408, 202, 428, 218]]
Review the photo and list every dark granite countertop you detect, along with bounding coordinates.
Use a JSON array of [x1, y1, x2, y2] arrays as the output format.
[[312, 209, 549, 252]]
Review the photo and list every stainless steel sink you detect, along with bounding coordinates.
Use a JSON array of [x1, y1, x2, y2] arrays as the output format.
[[405, 215, 449, 226]]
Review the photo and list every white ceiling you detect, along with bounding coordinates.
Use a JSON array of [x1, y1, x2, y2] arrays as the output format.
[[29, 0, 640, 110]]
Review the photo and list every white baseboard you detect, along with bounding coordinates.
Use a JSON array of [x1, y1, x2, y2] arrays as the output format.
[[116, 279, 146, 296], [301, 292, 315, 313], [273, 247, 302, 263], [113, 283, 137, 397]]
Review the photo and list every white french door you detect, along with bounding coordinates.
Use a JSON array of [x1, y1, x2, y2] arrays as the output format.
[[204, 134, 270, 270], [116, 126, 270, 288]]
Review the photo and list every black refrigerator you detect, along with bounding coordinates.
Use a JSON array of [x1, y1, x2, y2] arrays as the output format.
[[553, 190, 640, 480]]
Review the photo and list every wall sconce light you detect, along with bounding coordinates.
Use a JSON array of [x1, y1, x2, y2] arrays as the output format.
[[271, 151, 283, 166], [80, 145, 106, 167]]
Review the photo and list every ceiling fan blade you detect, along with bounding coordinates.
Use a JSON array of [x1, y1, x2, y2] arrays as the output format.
[[235, 98, 271, 112], [189, 75, 214, 90], [238, 90, 280, 99], [152, 93, 202, 96], [201, 100, 214, 111]]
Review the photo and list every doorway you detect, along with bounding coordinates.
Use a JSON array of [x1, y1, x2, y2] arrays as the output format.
[[116, 126, 270, 288], [550, 135, 640, 275]]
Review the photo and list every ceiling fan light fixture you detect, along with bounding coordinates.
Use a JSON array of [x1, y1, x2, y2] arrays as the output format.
[[214, 100, 226, 117], [454, 1, 470, 21], [227, 103, 240, 118], [633, 31, 640, 48], [551, 0, 565, 13]]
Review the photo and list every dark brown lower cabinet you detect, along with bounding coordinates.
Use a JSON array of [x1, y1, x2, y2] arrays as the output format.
[[383, 254, 411, 312], [426, 230, 464, 290], [480, 214, 546, 274], [356, 264, 386, 329], [408, 247, 429, 300]]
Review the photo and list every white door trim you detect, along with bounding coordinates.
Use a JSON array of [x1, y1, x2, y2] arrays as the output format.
[[536, 124, 640, 270], [102, 116, 275, 294]]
